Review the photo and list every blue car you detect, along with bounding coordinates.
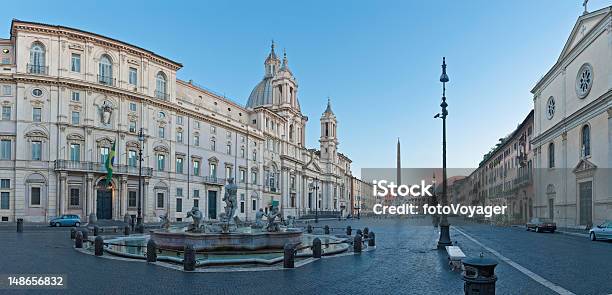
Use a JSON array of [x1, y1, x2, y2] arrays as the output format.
[[589, 220, 612, 241], [49, 215, 81, 227]]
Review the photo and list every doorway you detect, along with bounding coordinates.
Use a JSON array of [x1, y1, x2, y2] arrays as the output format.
[[208, 190, 217, 219], [579, 181, 592, 225], [96, 188, 112, 219]]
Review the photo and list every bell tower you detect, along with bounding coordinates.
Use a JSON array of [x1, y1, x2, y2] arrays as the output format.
[[320, 98, 338, 163]]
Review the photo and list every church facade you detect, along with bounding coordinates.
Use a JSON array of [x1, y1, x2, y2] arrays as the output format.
[[531, 7, 612, 227], [0, 20, 353, 223]]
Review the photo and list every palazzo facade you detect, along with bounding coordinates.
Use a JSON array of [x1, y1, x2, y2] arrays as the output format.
[[0, 20, 353, 223]]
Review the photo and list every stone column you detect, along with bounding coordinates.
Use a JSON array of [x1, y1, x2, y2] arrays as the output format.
[[143, 179, 150, 222], [85, 174, 93, 217], [59, 172, 67, 216], [121, 176, 128, 218]]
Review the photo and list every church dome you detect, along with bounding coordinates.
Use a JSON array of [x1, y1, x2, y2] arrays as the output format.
[[246, 77, 273, 108]]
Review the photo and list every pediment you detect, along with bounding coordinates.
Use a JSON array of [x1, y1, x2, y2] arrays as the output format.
[[557, 8, 610, 62], [573, 158, 597, 178], [25, 129, 48, 139]]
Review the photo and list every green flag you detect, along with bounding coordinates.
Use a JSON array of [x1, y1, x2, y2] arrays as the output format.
[[106, 141, 116, 185]]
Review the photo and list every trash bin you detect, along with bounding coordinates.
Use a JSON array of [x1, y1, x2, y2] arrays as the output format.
[[462, 255, 498, 295]]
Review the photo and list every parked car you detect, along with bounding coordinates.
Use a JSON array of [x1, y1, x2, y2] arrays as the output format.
[[589, 220, 612, 241], [526, 218, 556, 233], [49, 215, 81, 227]]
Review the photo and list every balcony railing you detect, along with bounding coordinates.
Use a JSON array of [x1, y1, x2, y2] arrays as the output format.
[[54, 160, 153, 177], [202, 176, 225, 185], [98, 75, 116, 86], [264, 186, 279, 193], [154, 90, 168, 100], [27, 64, 48, 75]]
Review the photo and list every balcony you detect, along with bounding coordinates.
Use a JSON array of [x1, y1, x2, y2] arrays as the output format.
[[54, 160, 153, 177], [27, 64, 48, 75], [202, 176, 225, 185], [264, 186, 280, 193], [97, 75, 116, 86], [154, 91, 169, 100]]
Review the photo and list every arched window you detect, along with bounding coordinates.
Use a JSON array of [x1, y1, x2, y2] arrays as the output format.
[[98, 55, 113, 85], [29, 43, 45, 74], [155, 72, 167, 100], [548, 143, 555, 168], [289, 124, 294, 141], [581, 125, 590, 157]]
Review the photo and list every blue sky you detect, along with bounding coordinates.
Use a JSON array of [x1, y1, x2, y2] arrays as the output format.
[[2, 0, 607, 176]]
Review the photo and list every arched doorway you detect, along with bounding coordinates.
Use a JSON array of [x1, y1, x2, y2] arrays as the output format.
[[96, 179, 114, 220]]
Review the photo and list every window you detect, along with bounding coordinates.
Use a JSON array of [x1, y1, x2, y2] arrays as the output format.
[[193, 199, 199, 209], [98, 55, 113, 85], [252, 150, 257, 161], [159, 126, 165, 139], [128, 150, 137, 167], [240, 200, 245, 213], [176, 130, 183, 143], [0, 192, 8, 209], [32, 107, 41, 122], [71, 53, 81, 72], [177, 116, 183, 125], [1, 58, 9, 65], [2, 85, 10, 95], [546, 96, 555, 119], [176, 157, 183, 174], [548, 143, 555, 168], [71, 91, 80, 102], [290, 175, 296, 190], [193, 160, 200, 176], [210, 138, 216, 151], [99, 147, 109, 164], [128, 191, 137, 207], [225, 166, 232, 179], [251, 171, 257, 184], [129, 121, 136, 133], [30, 187, 41, 206], [1, 140, 11, 160], [226, 131, 232, 139], [1, 106, 10, 120], [31, 141, 42, 161], [240, 147, 245, 158], [69, 188, 80, 207], [581, 125, 590, 157], [226, 143, 231, 154], [194, 135, 200, 146], [194, 121, 200, 129], [0, 179, 9, 188], [240, 169, 246, 183], [157, 154, 165, 171], [193, 189, 199, 198], [210, 125, 216, 134], [252, 199, 257, 211], [210, 163, 217, 177], [156, 192, 164, 208], [155, 72, 167, 99], [129, 67, 137, 85], [71, 111, 80, 125], [158, 112, 166, 119], [29, 43, 45, 74], [32, 88, 43, 97], [129, 102, 137, 112], [69, 143, 80, 161], [176, 198, 183, 213]]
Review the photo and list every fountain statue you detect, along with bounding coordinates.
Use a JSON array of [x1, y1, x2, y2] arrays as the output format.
[[186, 207, 203, 232], [221, 178, 238, 224], [159, 214, 170, 230], [265, 206, 281, 232], [254, 208, 265, 228], [285, 215, 295, 228]]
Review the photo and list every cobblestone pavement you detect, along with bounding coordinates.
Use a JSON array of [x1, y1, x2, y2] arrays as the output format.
[[0, 217, 609, 294]]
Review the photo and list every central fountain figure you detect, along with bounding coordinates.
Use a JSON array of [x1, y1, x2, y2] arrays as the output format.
[[222, 177, 238, 224]]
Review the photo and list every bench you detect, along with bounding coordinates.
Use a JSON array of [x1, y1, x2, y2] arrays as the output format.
[[445, 246, 466, 271]]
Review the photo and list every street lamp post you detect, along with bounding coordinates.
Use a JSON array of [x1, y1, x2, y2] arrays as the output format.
[[309, 179, 320, 223], [436, 57, 452, 249], [357, 195, 361, 219], [136, 128, 145, 233]]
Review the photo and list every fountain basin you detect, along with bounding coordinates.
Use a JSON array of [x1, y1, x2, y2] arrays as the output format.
[[151, 229, 303, 251]]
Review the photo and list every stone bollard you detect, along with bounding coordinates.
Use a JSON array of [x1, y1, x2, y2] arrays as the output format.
[[75, 231, 83, 248], [283, 243, 296, 269], [94, 236, 104, 256], [356, 229, 362, 237], [312, 238, 322, 258], [147, 239, 157, 262], [346, 226, 352, 236], [70, 227, 77, 239], [136, 223, 144, 234], [124, 213, 131, 225], [123, 225, 130, 236], [462, 255, 498, 295], [307, 224, 313, 233], [93, 225, 100, 236], [16, 218, 23, 233], [368, 231, 376, 247], [324, 225, 330, 235], [88, 213, 97, 225], [353, 234, 362, 253], [363, 227, 369, 237], [183, 244, 196, 271]]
